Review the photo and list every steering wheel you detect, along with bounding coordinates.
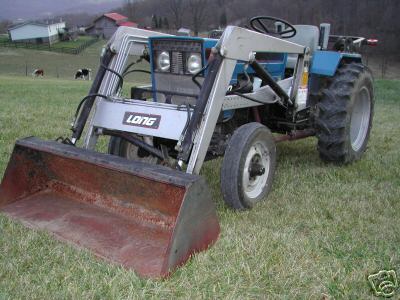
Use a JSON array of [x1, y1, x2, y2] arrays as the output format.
[[249, 16, 296, 38]]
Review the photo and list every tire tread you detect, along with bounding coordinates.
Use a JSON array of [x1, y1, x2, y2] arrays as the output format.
[[315, 62, 374, 164]]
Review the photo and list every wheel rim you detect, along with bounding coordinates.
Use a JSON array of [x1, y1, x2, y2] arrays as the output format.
[[242, 141, 270, 201], [350, 87, 371, 151]]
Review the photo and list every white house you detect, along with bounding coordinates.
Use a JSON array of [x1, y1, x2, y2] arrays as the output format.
[[8, 21, 66, 44]]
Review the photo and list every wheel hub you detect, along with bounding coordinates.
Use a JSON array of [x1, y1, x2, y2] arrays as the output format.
[[248, 161, 266, 177], [242, 143, 270, 200]]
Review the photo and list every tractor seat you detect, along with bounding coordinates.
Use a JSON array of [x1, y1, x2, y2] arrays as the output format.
[[285, 25, 320, 69]]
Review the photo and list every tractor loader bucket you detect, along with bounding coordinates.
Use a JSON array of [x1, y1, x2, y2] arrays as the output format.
[[0, 137, 220, 278]]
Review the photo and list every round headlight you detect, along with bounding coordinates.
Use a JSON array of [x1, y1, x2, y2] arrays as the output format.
[[187, 53, 202, 74], [157, 51, 170, 72]]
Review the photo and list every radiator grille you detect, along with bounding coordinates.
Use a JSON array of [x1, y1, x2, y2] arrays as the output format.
[[171, 51, 184, 74]]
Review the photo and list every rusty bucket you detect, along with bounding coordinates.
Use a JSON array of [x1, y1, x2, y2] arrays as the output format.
[[0, 137, 220, 278]]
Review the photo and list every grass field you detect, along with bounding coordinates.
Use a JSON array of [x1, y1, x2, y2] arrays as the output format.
[[0, 75, 399, 299], [0, 43, 150, 83], [0, 41, 106, 79]]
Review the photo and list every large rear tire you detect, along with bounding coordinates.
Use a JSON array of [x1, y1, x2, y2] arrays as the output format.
[[221, 123, 276, 210], [315, 62, 374, 164]]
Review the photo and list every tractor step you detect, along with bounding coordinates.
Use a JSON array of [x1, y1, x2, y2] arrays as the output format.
[[0, 137, 220, 278]]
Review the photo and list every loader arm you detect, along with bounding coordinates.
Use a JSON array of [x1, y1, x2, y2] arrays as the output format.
[[80, 27, 173, 149], [182, 26, 306, 174], [80, 26, 307, 174]]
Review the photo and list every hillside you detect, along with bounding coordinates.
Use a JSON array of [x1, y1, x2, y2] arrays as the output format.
[[0, 42, 150, 82]]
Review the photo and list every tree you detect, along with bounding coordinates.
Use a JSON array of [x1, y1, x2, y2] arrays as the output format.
[[158, 16, 163, 29], [163, 17, 170, 29], [124, 0, 136, 20], [219, 11, 227, 27], [168, 0, 185, 29], [114, 0, 399, 56], [0, 20, 12, 34], [187, 0, 209, 36], [152, 14, 159, 28]]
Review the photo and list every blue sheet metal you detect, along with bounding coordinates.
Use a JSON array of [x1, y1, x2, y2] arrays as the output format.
[[311, 51, 362, 76]]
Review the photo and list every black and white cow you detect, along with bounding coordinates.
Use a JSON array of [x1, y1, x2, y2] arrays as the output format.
[[74, 68, 92, 80], [32, 69, 44, 77]]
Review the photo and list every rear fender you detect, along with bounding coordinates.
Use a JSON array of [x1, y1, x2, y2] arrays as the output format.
[[310, 50, 362, 77]]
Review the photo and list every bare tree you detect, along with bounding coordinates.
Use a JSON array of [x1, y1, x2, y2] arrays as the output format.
[[125, 0, 136, 20], [216, 0, 227, 27], [187, 0, 209, 35], [0, 19, 12, 34], [114, 0, 399, 57], [168, 0, 185, 29]]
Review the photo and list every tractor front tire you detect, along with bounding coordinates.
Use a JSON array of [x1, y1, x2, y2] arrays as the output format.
[[221, 123, 276, 210], [316, 62, 374, 164]]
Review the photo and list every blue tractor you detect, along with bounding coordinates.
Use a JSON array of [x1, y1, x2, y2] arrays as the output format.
[[108, 16, 375, 209], [0, 16, 377, 278]]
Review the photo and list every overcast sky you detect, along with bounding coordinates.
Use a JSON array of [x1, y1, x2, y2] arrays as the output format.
[[0, 0, 123, 21]]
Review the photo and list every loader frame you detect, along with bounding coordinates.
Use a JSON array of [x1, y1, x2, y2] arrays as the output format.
[[75, 26, 307, 174]]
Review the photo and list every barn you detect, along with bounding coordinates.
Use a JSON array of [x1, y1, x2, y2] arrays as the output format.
[[8, 21, 66, 45], [86, 13, 137, 39]]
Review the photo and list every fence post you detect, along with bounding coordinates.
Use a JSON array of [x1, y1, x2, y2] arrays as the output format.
[[25, 61, 28, 76]]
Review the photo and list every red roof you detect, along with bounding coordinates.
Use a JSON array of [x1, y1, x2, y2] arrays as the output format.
[[104, 13, 128, 22], [118, 21, 138, 27]]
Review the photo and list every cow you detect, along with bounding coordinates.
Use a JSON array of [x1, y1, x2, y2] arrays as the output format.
[[32, 69, 44, 77], [74, 68, 92, 80]]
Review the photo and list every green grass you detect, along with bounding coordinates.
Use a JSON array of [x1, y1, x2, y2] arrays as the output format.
[[0, 75, 399, 299], [0, 42, 105, 78], [50, 36, 95, 49]]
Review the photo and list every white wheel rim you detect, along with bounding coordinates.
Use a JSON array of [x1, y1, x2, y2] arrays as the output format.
[[242, 141, 270, 200], [350, 87, 371, 151]]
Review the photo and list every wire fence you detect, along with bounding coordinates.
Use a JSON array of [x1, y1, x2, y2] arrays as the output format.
[[361, 52, 400, 80], [0, 38, 99, 55]]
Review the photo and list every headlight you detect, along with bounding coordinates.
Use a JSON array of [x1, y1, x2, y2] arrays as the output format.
[[156, 51, 170, 72], [187, 53, 202, 74]]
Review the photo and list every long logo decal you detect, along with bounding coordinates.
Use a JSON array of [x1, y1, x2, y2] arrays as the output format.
[[123, 112, 161, 129]]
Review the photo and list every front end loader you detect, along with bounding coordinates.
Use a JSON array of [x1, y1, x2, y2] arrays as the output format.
[[0, 16, 376, 277]]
